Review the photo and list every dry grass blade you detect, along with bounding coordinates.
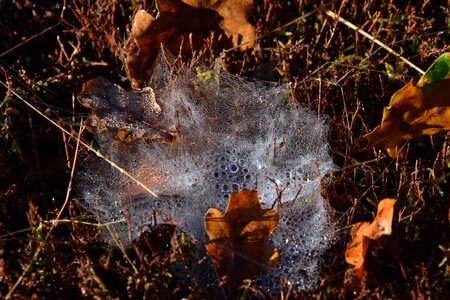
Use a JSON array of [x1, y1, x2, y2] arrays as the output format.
[[41, 218, 126, 228], [0, 80, 158, 198], [1, 77, 158, 297], [224, 0, 339, 53], [324, 9, 425, 75], [6, 120, 83, 299], [0, 22, 61, 58]]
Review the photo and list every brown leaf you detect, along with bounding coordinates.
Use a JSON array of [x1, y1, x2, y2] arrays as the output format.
[[364, 53, 450, 157], [126, 0, 255, 88], [345, 198, 396, 280], [204, 189, 279, 284], [79, 77, 176, 143]]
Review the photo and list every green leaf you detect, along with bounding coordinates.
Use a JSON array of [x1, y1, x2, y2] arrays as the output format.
[[418, 53, 450, 86]]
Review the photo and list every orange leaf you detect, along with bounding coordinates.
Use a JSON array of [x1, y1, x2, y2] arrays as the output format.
[[366, 198, 396, 240], [345, 222, 371, 270], [126, 0, 255, 88], [345, 198, 396, 280], [204, 189, 279, 284], [364, 53, 450, 157]]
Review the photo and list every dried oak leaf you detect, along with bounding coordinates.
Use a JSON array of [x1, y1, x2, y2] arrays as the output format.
[[345, 198, 396, 281], [127, 0, 255, 88], [204, 189, 279, 284], [365, 53, 450, 157], [79, 77, 176, 143]]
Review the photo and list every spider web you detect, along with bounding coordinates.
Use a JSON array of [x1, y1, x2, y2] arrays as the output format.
[[77, 53, 336, 290]]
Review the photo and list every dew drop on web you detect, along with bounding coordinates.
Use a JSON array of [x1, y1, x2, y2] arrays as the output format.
[[77, 52, 336, 291]]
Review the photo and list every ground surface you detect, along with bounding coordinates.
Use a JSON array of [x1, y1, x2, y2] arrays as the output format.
[[0, 0, 449, 299]]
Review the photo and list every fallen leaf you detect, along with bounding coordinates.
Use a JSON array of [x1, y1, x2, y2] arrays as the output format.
[[345, 198, 396, 280], [365, 198, 396, 239], [364, 53, 450, 157], [126, 0, 255, 88], [79, 77, 176, 143], [204, 189, 279, 284], [345, 222, 371, 271]]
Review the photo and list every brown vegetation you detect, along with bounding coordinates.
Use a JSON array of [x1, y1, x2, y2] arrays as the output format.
[[0, 0, 449, 298]]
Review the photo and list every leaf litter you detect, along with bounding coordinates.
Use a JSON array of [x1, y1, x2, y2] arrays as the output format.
[[126, 0, 255, 88]]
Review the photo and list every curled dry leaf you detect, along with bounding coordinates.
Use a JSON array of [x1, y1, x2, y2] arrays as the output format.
[[127, 0, 255, 88], [364, 53, 450, 157], [345, 198, 396, 281], [79, 77, 176, 143], [345, 222, 371, 271], [204, 189, 279, 284]]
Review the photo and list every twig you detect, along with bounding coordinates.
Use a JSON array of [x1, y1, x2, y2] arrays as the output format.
[[267, 176, 287, 210], [0, 228, 32, 239], [324, 9, 425, 75], [61, 130, 72, 169], [57, 123, 83, 221], [41, 218, 126, 227]]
